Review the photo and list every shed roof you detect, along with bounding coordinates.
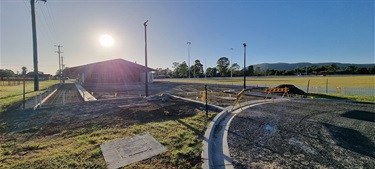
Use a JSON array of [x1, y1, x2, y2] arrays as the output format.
[[67, 59, 155, 73]]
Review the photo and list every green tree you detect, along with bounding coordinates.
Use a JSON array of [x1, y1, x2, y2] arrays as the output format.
[[229, 63, 240, 76], [254, 66, 262, 76], [191, 60, 204, 77], [356, 67, 370, 74], [346, 65, 358, 74], [369, 66, 375, 74], [247, 65, 254, 76], [328, 63, 339, 73], [0, 69, 15, 78], [206, 67, 213, 77], [172, 62, 180, 78], [21, 66, 27, 76], [216, 57, 230, 77], [211, 67, 217, 77], [177, 61, 188, 78]]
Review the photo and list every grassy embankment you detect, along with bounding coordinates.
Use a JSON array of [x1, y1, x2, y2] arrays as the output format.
[[0, 80, 60, 113], [160, 75, 375, 102], [1, 111, 215, 168]]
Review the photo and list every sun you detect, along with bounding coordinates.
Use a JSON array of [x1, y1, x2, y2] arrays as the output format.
[[99, 34, 114, 47]]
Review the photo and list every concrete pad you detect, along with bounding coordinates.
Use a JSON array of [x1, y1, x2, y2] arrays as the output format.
[[100, 133, 167, 169]]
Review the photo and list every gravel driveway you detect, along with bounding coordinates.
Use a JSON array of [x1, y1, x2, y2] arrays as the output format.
[[228, 100, 375, 168]]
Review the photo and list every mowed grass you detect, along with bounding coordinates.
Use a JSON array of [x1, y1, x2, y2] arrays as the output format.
[[161, 75, 375, 88], [0, 80, 59, 112], [0, 111, 215, 168], [308, 93, 375, 102]]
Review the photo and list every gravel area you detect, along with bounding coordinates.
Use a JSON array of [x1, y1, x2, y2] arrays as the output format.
[[228, 100, 375, 168]]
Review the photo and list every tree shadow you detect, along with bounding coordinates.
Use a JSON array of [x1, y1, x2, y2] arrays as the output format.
[[341, 110, 375, 122], [322, 122, 375, 158]]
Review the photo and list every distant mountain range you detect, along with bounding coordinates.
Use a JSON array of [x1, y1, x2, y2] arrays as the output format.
[[253, 62, 374, 71]]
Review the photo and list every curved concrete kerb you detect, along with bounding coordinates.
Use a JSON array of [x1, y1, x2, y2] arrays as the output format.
[[203, 99, 289, 169]]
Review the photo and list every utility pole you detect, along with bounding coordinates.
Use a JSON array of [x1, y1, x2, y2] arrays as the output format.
[[30, 0, 46, 91], [230, 48, 233, 78], [187, 42, 191, 78], [144, 20, 149, 97], [55, 45, 63, 83], [243, 43, 247, 89], [61, 56, 64, 80]]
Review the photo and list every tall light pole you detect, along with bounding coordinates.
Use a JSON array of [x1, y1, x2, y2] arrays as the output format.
[[230, 48, 233, 78], [187, 42, 191, 78], [144, 20, 149, 97], [30, 0, 46, 91], [243, 43, 247, 89]]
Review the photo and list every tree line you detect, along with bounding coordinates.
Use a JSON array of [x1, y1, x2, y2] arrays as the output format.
[[154, 58, 375, 78]]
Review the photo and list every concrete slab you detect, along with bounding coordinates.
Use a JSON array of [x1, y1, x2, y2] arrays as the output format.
[[100, 133, 167, 169]]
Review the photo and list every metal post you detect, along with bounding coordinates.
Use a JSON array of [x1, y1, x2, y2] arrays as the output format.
[[230, 48, 233, 78], [187, 42, 191, 78], [205, 84, 208, 117], [326, 79, 328, 93], [307, 80, 310, 94], [23, 76, 26, 109], [144, 20, 149, 97], [243, 43, 247, 89]]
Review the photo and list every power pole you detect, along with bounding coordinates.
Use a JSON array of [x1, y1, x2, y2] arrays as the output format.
[[55, 45, 63, 83], [230, 48, 233, 78], [243, 43, 247, 89], [61, 56, 64, 79], [144, 20, 149, 97], [187, 42, 191, 78], [30, 0, 46, 91]]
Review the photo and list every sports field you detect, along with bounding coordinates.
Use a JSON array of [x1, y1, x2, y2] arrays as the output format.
[[159, 75, 375, 88]]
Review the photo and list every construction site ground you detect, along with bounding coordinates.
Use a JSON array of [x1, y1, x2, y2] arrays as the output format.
[[228, 100, 375, 168], [1, 81, 374, 168]]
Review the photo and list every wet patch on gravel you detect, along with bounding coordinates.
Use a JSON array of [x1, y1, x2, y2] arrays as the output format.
[[228, 100, 375, 168]]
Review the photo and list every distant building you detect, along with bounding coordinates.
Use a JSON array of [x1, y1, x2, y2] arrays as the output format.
[[66, 59, 154, 84]]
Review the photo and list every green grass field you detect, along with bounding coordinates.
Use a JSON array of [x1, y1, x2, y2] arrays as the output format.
[[160, 75, 375, 88], [1, 111, 214, 168], [0, 80, 59, 113]]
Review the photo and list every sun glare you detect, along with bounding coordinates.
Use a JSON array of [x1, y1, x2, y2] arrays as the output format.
[[99, 34, 114, 47]]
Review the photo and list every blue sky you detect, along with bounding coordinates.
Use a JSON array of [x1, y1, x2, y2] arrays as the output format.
[[1, 0, 374, 74]]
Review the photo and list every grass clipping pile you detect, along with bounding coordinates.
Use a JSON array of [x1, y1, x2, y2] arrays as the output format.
[[0, 97, 217, 168]]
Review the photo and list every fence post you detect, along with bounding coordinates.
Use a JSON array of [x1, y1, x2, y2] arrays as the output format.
[[205, 84, 208, 117], [326, 79, 328, 93], [307, 80, 310, 94], [23, 77, 26, 109]]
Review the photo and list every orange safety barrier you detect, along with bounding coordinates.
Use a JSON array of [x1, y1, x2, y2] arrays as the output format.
[[264, 87, 290, 100]]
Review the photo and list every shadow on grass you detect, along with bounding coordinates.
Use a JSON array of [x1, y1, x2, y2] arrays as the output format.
[[342, 110, 375, 122], [322, 122, 375, 158]]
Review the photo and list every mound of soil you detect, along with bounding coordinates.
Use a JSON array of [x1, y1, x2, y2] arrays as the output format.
[[276, 84, 306, 97]]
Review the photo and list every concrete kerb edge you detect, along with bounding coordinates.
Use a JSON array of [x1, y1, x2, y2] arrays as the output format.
[[202, 109, 229, 169], [169, 94, 225, 112], [32, 84, 62, 110], [75, 83, 97, 101], [167, 94, 227, 169]]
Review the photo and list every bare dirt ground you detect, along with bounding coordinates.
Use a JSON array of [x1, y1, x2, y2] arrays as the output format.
[[228, 100, 375, 168], [83, 82, 266, 107], [0, 97, 211, 138]]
